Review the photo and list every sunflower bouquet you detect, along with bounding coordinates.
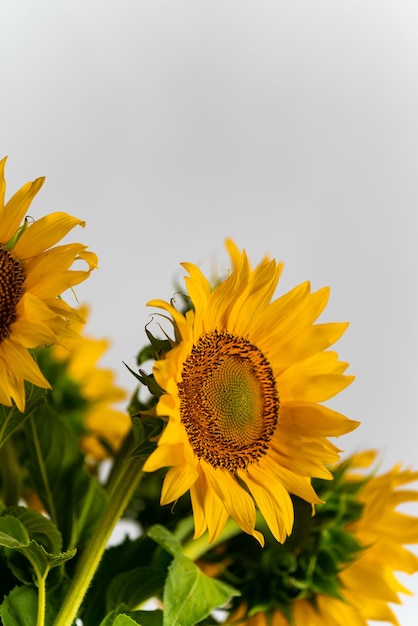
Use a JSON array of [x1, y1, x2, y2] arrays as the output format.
[[0, 158, 417, 626]]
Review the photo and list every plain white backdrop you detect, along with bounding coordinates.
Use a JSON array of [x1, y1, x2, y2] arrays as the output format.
[[2, 2, 418, 623]]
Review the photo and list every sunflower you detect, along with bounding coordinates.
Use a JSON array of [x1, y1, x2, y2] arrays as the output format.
[[228, 451, 418, 626], [143, 239, 358, 545], [39, 305, 131, 461], [0, 156, 97, 412]]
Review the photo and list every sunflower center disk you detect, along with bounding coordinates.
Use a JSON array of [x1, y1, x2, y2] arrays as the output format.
[[179, 330, 279, 471], [0, 245, 25, 342]]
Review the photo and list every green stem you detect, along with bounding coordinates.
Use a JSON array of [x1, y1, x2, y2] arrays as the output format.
[[53, 458, 143, 626], [36, 572, 47, 626], [182, 517, 242, 561]]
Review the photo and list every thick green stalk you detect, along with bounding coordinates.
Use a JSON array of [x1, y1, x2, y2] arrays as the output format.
[[182, 517, 241, 561], [53, 458, 143, 626]]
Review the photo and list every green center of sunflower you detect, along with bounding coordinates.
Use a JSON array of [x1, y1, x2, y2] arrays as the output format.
[[0, 244, 25, 342], [178, 330, 279, 471]]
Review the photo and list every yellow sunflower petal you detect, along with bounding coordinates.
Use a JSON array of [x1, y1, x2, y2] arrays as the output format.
[[268, 323, 349, 372], [292, 600, 326, 626], [279, 401, 359, 437], [9, 318, 57, 348], [239, 463, 294, 542], [1, 177, 45, 243], [226, 259, 281, 336], [343, 583, 400, 625], [203, 462, 263, 546], [0, 358, 15, 406], [342, 559, 405, 604], [23, 244, 97, 291], [272, 464, 323, 504], [0, 339, 50, 389], [46, 298, 87, 324], [161, 462, 199, 504], [13, 212, 85, 258], [206, 494, 231, 543], [5, 372, 26, 413], [143, 443, 184, 473], [279, 368, 354, 403], [189, 472, 210, 539], [315, 596, 367, 626]]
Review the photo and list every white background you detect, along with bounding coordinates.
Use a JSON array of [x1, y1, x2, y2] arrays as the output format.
[[2, 2, 418, 623]]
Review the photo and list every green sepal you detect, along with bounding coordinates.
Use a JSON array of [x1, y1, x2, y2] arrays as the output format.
[[130, 413, 163, 462], [142, 327, 172, 362], [125, 363, 164, 403], [5, 218, 30, 250]]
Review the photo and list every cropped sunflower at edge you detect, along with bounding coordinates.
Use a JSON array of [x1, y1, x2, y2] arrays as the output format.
[[0, 156, 97, 411], [218, 451, 418, 626], [143, 239, 359, 546]]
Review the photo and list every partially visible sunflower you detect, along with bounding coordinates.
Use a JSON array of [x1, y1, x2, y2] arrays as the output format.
[[0, 156, 97, 411], [223, 451, 418, 626], [36, 305, 131, 461], [143, 239, 358, 546]]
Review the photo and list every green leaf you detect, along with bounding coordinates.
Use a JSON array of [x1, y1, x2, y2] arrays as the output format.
[[148, 526, 240, 626], [23, 405, 107, 550], [0, 584, 58, 626], [4, 506, 63, 554], [113, 615, 140, 626], [0, 585, 38, 626], [106, 566, 166, 612], [99, 613, 139, 626], [0, 513, 75, 582], [0, 384, 46, 451], [164, 556, 239, 626], [99, 609, 163, 626], [0, 516, 29, 548], [12, 540, 72, 579]]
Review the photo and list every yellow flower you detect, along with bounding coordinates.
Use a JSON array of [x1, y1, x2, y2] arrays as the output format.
[[336, 451, 418, 625], [234, 451, 418, 626], [143, 239, 358, 545], [0, 156, 97, 412], [44, 306, 131, 461]]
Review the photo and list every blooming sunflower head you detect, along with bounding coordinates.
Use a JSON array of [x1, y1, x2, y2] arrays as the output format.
[[0, 156, 97, 412], [212, 451, 418, 626], [142, 239, 358, 546], [35, 305, 131, 462]]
